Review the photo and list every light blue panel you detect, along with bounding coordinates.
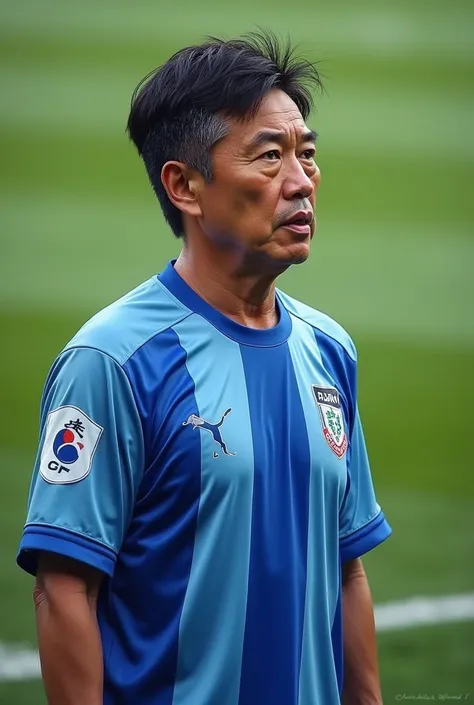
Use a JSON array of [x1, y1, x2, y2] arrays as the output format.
[[172, 315, 254, 705], [66, 276, 191, 366], [277, 289, 356, 362], [339, 408, 389, 546], [17, 347, 144, 576], [286, 315, 345, 705]]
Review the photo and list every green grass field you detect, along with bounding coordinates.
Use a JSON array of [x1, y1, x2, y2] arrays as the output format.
[[1, 0, 474, 702]]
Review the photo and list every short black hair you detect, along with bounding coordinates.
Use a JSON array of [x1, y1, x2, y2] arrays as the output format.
[[127, 31, 323, 238]]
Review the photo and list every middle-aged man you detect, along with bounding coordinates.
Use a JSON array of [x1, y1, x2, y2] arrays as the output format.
[[18, 32, 391, 705]]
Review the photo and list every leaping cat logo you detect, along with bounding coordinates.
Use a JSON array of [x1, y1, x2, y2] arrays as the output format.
[[182, 408, 236, 458]]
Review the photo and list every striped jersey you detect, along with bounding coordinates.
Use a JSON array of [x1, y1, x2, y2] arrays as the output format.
[[18, 259, 391, 705]]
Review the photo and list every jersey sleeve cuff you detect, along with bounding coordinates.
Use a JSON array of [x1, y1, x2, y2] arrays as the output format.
[[17, 524, 117, 577], [339, 511, 392, 563]]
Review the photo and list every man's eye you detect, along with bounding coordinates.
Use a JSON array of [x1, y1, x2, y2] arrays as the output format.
[[301, 149, 316, 160], [262, 150, 281, 160]]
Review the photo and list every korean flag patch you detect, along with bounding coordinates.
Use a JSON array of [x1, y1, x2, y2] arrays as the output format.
[[39, 405, 103, 484]]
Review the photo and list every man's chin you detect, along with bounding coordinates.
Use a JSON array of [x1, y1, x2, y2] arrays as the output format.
[[248, 238, 311, 275], [274, 241, 311, 267]]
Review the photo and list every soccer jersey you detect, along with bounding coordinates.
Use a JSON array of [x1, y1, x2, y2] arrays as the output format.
[[18, 260, 391, 705]]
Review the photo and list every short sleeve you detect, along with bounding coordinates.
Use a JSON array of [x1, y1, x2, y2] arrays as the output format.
[[17, 347, 144, 577], [339, 407, 391, 563]]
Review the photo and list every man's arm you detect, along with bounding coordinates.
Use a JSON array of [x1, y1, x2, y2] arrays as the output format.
[[34, 552, 104, 705], [341, 557, 382, 705]]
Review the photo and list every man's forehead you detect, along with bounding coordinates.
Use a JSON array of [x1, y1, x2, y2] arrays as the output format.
[[252, 107, 307, 131], [231, 91, 310, 145]]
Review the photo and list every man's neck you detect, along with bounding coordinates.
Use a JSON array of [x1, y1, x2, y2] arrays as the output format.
[[174, 248, 280, 330]]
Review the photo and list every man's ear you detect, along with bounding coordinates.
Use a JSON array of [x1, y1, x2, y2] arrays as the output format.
[[161, 161, 204, 219]]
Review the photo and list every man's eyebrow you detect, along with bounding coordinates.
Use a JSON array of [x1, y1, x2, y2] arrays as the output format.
[[247, 129, 318, 151], [301, 130, 318, 144]]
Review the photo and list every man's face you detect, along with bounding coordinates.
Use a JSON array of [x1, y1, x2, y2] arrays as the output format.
[[195, 89, 321, 270]]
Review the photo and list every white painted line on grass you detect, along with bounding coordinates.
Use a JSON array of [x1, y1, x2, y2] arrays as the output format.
[[0, 643, 40, 682], [375, 592, 474, 632], [1, 593, 473, 682]]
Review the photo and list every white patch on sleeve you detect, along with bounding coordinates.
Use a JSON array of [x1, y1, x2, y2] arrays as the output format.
[[39, 405, 103, 484]]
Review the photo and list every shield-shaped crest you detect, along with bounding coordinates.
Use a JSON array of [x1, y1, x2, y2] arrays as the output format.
[[312, 385, 347, 458]]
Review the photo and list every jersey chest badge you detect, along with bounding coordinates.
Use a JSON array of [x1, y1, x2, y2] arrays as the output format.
[[312, 386, 347, 458]]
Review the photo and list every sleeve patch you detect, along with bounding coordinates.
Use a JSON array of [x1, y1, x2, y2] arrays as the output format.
[[39, 405, 103, 485]]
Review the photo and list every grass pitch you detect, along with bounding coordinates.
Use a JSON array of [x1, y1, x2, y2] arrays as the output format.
[[1, 1, 473, 702]]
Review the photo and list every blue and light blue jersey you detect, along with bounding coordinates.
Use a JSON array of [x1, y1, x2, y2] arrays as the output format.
[[18, 260, 391, 705]]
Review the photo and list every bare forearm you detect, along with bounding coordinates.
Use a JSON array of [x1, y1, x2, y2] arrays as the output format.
[[341, 559, 382, 705], [36, 591, 103, 705], [34, 553, 104, 705]]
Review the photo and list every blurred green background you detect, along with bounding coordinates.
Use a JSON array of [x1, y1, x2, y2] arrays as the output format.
[[1, 0, 473, 702]]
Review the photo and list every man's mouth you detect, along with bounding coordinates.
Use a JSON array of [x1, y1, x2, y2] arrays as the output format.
[[280, 210, 313, 236]]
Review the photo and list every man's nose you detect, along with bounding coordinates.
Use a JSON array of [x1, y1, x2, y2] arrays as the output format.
[[282, 158, 319, 201]]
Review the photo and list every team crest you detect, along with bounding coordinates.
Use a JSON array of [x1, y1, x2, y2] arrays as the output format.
[[312, 386, 347, 458]]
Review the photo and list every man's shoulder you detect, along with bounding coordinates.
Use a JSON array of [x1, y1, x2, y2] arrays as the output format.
[[277, 288, 356, 362], [63, 276, 191, 366]]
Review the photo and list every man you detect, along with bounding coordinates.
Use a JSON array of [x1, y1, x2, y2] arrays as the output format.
[[17, 32, 391, 705]]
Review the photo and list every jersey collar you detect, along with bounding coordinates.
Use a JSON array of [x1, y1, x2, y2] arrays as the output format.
[[157, 260, 292, 347]]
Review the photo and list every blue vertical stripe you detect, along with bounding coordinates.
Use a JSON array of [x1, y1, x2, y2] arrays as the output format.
[[312, 324, 357, 696], [172, 316, 254, 705], [331, 583, 343, 694], [313, 328, 356, 437], [106, 328, 202, 705], [287, 316, 345, 705], [238, 342, 311, 705]]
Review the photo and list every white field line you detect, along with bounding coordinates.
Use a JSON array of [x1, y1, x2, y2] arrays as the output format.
[[0, 643, 40, 682], [1, 593, 473, 683], [374, 593, 474, 632]]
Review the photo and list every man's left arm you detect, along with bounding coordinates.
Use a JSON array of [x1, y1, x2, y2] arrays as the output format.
[[338, 400, 391, 704], [341, 557, 382, 705]]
